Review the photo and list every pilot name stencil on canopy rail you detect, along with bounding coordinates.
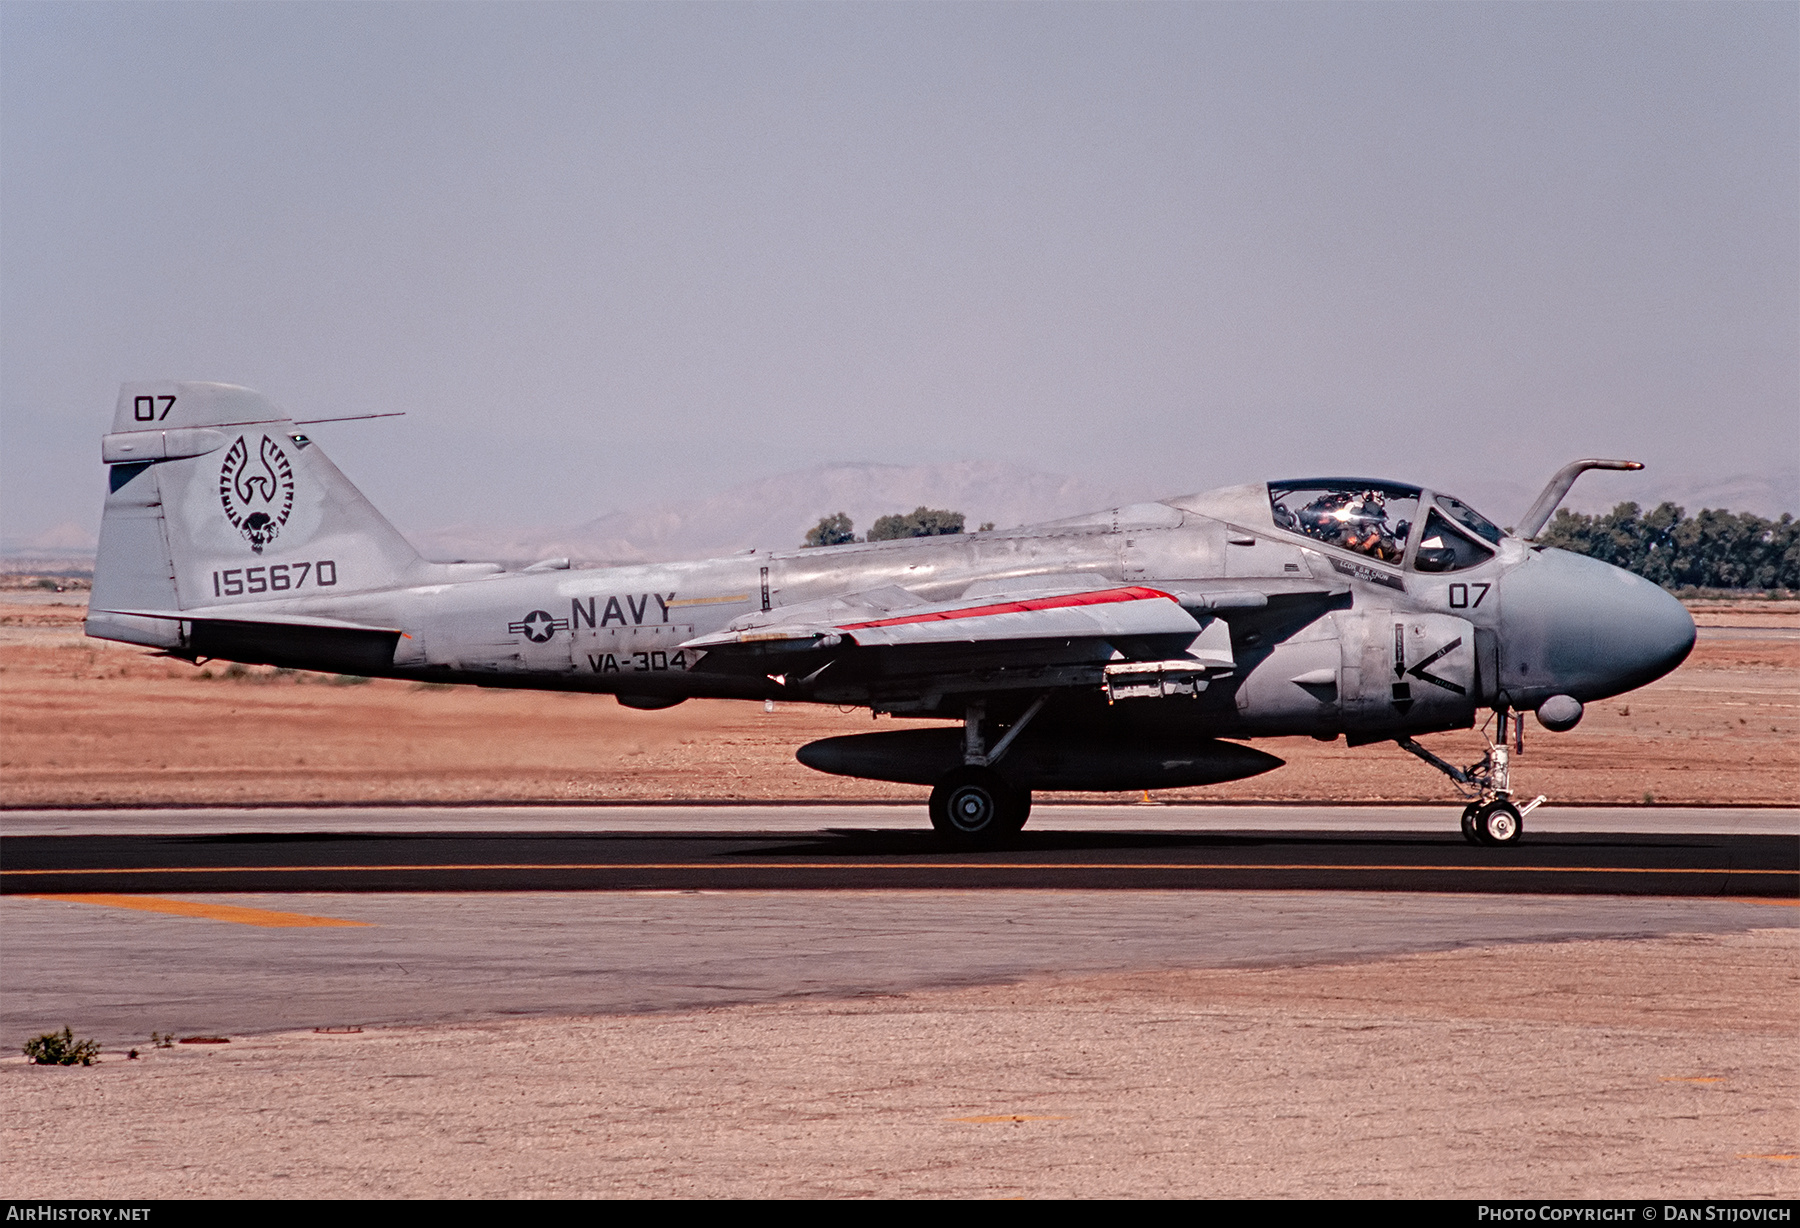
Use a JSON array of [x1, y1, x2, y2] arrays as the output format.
[[86, 382, 1695, 846]]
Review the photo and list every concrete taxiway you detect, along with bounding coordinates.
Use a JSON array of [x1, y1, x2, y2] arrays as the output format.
[[4, 888, 1794, 1055]]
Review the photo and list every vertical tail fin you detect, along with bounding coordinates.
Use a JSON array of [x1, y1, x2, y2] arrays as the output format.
[[89, 382, 440, 647]]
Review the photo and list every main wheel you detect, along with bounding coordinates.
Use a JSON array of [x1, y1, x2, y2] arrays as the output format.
[[929, 767, 1029, 846], [1475, 800, 1523, 846], [1460, 804, 1481, 845]]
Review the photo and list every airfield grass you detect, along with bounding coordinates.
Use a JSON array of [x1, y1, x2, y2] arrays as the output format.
[[2, 599, 1795, 808]]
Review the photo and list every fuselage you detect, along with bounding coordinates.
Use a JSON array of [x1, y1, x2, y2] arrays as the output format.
[[84, 383, 1694, 837], [147, 477, 1696, 745]]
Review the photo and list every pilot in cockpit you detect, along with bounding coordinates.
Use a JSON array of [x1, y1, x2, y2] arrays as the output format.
[[1297, 489, 1410, 563]]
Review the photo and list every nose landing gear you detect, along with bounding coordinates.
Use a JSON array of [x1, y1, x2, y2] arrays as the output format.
[[1402, 709, 1545, 846]]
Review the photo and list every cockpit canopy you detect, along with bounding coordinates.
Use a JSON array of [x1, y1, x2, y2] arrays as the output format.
[[1269, 480, 1504, 573]]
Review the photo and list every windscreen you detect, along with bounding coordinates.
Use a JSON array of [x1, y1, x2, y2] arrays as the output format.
[[1433, 493, 1504, 544], [1413, 508, 1496, 572]]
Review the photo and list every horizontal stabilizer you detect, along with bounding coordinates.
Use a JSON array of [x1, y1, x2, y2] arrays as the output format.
[[85, 606, 403, 675], [89, 606, 400, 634]]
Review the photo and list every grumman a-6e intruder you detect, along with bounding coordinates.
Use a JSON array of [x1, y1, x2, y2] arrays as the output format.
[[88, 383, 1697, 846]]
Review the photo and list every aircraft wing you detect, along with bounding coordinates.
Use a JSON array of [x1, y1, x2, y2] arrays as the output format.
[[684, 583, 1201, 651]]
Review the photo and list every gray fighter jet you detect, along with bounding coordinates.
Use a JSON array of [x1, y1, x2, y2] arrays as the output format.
[[87, 382, 1695, 846]]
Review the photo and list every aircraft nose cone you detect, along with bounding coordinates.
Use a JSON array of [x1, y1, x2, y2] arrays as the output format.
[[1609, 570, 1697, 691], [1499, 548, 1695, 705]]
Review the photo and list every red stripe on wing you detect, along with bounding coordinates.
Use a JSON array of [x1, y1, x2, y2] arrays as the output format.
[[837, 585, 1176, 630]]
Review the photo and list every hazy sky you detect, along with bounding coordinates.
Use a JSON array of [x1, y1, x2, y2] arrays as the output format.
[[3, 2, 1795, 547]]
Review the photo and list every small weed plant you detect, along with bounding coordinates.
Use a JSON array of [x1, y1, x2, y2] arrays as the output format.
[[23, 1027, 100, 1066]]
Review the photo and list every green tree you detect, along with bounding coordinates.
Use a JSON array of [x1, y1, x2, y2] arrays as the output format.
[[802, 512, 857, 548], [1539, 502, 1798, 592], [866, 506, 966, 541]]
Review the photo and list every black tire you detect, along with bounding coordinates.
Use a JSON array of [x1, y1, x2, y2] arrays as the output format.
[[1460, 804, 1481, 845], [1476, 800, 1523, 846], [929, 767, 1028, 845]]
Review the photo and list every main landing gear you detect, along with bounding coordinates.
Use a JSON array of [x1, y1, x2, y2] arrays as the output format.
[[1400, 708, 1546, 847], [927, 696, 1049, 846], [928, 767, 1032, 844]]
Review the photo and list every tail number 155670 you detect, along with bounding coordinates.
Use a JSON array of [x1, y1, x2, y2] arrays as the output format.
[[212, 560, 338, 597]]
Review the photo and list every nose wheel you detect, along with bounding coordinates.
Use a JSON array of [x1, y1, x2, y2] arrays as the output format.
[[1403, 709, 1542, 847], [1467, 799, 1523, 846]]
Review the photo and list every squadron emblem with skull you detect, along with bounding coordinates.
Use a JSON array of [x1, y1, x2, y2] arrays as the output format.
[[218, 434, 295, 554]]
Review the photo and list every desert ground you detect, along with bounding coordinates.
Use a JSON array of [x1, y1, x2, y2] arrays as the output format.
[[3, 928, 1794, 1198], [2, 594, 1794, 808]]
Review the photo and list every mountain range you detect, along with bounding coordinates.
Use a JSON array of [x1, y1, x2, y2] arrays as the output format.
[[8, 460, 1792, 566], [404, 460, 1145, 565], [403, 460, 1797, 567]]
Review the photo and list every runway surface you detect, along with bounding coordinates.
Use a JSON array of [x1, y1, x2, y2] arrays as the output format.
[[5, 801, 1793, 836], [4, 814, 1794, 896]]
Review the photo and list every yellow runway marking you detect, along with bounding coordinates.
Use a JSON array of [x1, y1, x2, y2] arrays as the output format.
[[1738, 1154, 1797, 1161], [22, 894, 372, 928], [5, 863, 1794, 877], [946, 1115, 1071, 1124], [1660, 1076, 1725, 1084]]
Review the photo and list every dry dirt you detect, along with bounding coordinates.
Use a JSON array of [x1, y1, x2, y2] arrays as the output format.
[[3, 928, 1794, 1199], [3, 599, 1793, 808]]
